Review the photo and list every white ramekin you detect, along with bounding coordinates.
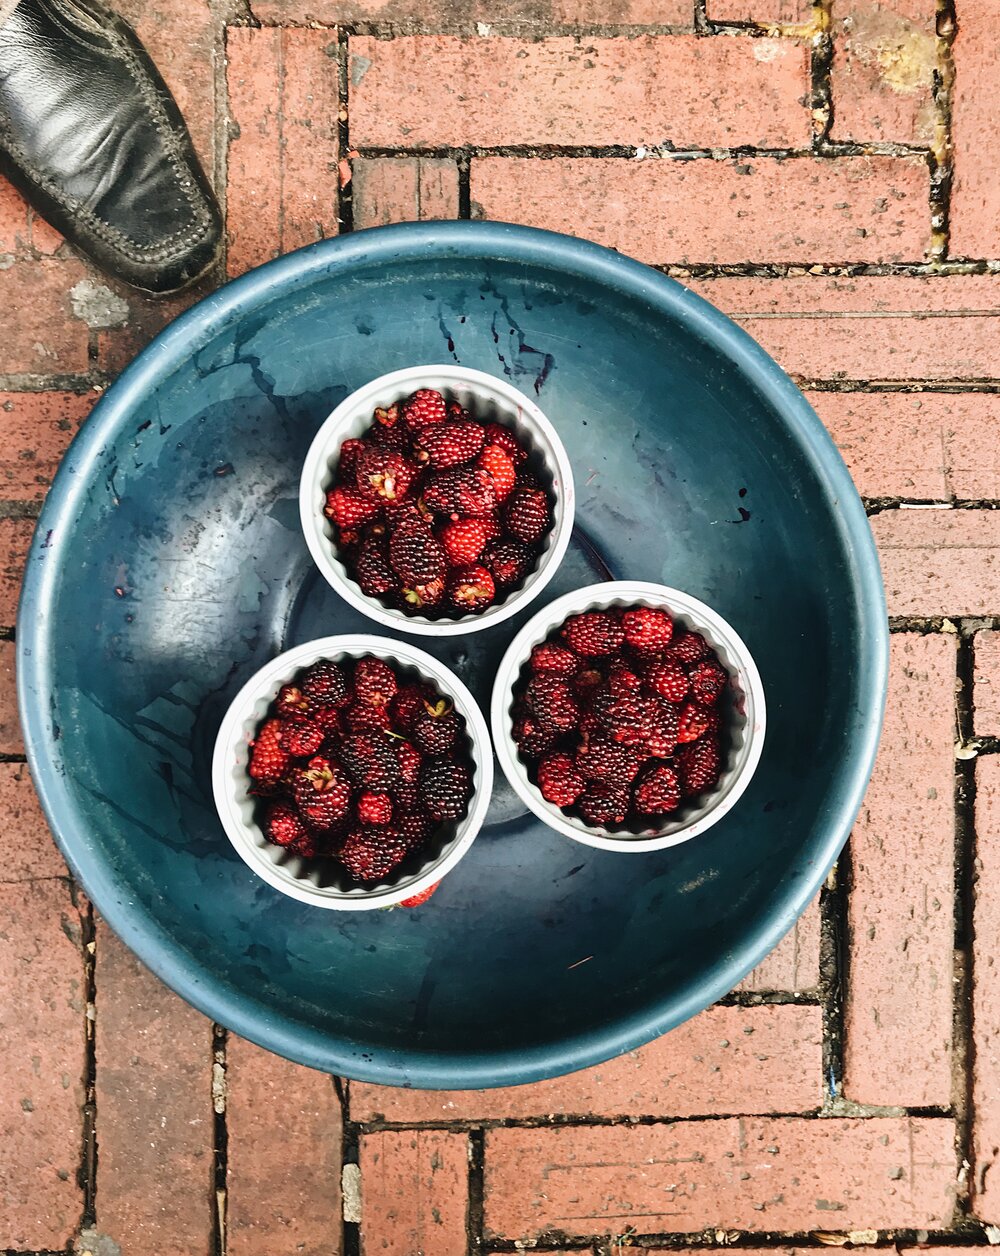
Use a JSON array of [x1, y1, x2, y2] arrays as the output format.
[[212, 635, 493, 909], [491, 581, 766, 853], [298, 365, 575, 636]]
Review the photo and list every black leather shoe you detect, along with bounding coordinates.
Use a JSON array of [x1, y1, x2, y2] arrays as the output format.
[[0, 0, 222, 294]]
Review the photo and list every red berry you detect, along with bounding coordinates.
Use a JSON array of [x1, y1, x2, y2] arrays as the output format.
[[302, 660, 350, 707], [354, 656, 398, 709], [608, 663, 642, 698], [439, 517, 491, 566], [400, 575, 446, 611], [633, 764, 682, 815], [483, 422, 528, 463], [645, 698, 679, 757], [339, 828, 410, 881], [420, 759, 473, 822], [447, 564, 496, 613], [263, 801, 308, 848], [622, 606, 674, 654], [665, 631, 712, 665], [337, 438, 367, 485], [677, 701, 716, 744], [249, 718, 289, 783], [537, 752, 585, 807], [356, 447, 415, 502], [390, 684, 435, 733], [525, 675, 579, 732], [313, 704, 343, 735], [358, 792, 393, 826], [288, 828, 321, 857], [644, 661, 690, 704], [577, 782, 630, 828], [412, 702, 460, 755], [414, 420, 485, 469], [401, 388, 447, 431], [572, 668, 605, 700], [689, 659, 728, 705], [421, 467, 497, 519], [529, 642, 580, 676], [292, 756, 352, 828], [476, 444, 517, 500], [512, 711, 557, 758], [395, 809, 436, 850], [575, 738, 642, 783], [396, 740, 423, 784], [344, 701, 394, 734], [325, 485, 379, 529], [275, 684, 312, 718], [503, 487, 551, 545], [606, 695, 656, 748], [483, 539, 531, 588], [562, 611, 624, 658], [278, 717, 324, 757], [677, 737, 722, 797], [389, 517, 447, 585], [356, 535, 397, 598], [399, 881, 440, 907], [339, 733, 401, 791]]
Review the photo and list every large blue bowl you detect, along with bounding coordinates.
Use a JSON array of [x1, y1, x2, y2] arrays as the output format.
[[17, 222, 887, 1088]]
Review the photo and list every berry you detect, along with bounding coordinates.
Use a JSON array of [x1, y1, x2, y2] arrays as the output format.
[[572, 668, 605, 700], [358, 792, 393, 825], [421, 467, 497, 519], [644, 661, 690, 704], [622, 607, 674, 654], [665, 631, 711, 665], [483, 422, 528, 463], [389, 517, 446, 585], [249, 718, 289, 783], [275, 684, 312, 718], [292, 756, 352, 828], [503, 487, 551, 545], [512, 711, 557, 758], [356, 535, 397, 598], [537, 753, 585, 807], [303, 660, 350, 707], [354, 656, 398, 709], [689, 659, 728, 705], [313, 704, 343, 735], [279, 717, 324, 757], [447, 564, 496, 613], [677, 737, 722, 796], [483, 540, 531, 588], [529, 642, 579, 676], [575, 738, 641, 783], [677, 701, 716, 744], [438, 517, 490, 566], [525, 675, 579, 732], [420, 760, 473, 821], [414, 420, 485, 469], [476, 444, 517, 499], [395, 809, 436, 849], [605, 695, 654, 748], [399, 882, 440, 907], [337, 438, 367, 485], [412, 703, 460, 755], [372, 400, 402, 434], [390, 684, 435, 733], [344, 701, 393, 734], [633, 764, 682, 815], [340, 733, 400, 791], [356, 447, 415, 502], [288, 829, 320, 857], [645, 698, 679, 757], [608, 663, 642, 697], [577, 782, 630, 828], [397, 740, 423, 784], [325, 485, 379, 529], [401, 388, 447, 431], [263, 802, 308, 848], [400, 575, 446, 610], [562, 611, 624, 657], [339, 828, 410, 881]]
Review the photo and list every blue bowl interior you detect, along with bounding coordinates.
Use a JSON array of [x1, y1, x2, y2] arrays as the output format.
[[19, 223, 885, 1087]]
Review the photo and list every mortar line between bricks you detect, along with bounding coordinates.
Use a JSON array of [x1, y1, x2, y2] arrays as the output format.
[[808, 0, 833, 149], [458, 152, 472, 219], [334, 1075, 361, 1256], [818, 854, 848, 1106], [212, 1024, 228, 1256], [76, 883, 97, 1230], [484, 1234, 998, 1252], [467, 1128, 485, 1256], [931, 0, 958, 261], [354, 142, 934, 160], [693, 0, 708, 34], [337, 29, 353, 234]]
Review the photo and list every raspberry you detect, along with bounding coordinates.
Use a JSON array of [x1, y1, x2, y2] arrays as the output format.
[[358, 792, 393, 826], [420, 760, 473, 821], [476, 444, 517, 500], [339, 828, 410, 881], [401, 388, 447, 431], [302, 660, 350, 707], [337, 438, 367, 485], [275, 684, 312, 718], [562, 611, 624, 657], [370, 411, 408, 451], [288, 828, 321, 857], [689, 659, 728, 705], [503, 487, 551, 545], [438, 517, 491, 566], [665, 631, 711, 665], [390, 684, 435, 733], [572, 668, 605, 700], [677, 701, 716, 744], [396, 740, 423, 784], [395, 808, 436, 850], [622, 606, 674, 654], [354, 656, 398, 709], [325, 485, 379, 529], [529, 642, 580, 676], [414, 420, 485, 469], [399, 881, 440, 907], [537, 752, 585, 807], [356, 447, 415, 503], [525, 675, 579, 732], [339, 733, 400, 791], [389, 517, 446, 585], [446, 400, 471, 420], [633, 764, 682, 815], [400, 575, 446, 611], [512, 711, 557, 758], [577, 782, 630, 828], [447, 564, 496, 613], [483, 540, 531, 588], [483, 422, 528, 463], [313, 704, 343, 735], [605, 695, 654, 748], [249, 718, 289, 783], [644, 661, 690, 704], [608, 663, 642, 697], [645, 698, 679, 757], [421, 467, 497, 519], [263, 802, 308, 848], [292, 756, 352, 828], [677, 737, 722, 796], [344, 701, 393, 734], [278, 717, 324, 757], [412, 703, 460, 755], [356, 535, 397, 598], [575, 738, 641, 783]]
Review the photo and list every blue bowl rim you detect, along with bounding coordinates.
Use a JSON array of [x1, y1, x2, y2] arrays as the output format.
[[16, 220, 888, 1088]]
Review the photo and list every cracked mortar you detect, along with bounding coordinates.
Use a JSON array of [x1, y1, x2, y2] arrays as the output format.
[[69, 279, 130, 330], [75, 1229, 122, 1256]]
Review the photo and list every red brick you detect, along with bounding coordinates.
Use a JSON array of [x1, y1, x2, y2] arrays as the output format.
[[831, 2, 937, 145], [472, 156, 930, 265], [96, 290, 199, 379], [0, 516, 36, 626], [0, 762, 66, 882], [0, 880, 86, 1250], [738, 894, 821, 992], [95, 922, 213, 1255], [226, 27, 339, 278], [352, 1005, 822, 1123], [693, 274, 1000, 381], [975, 630, 1000, 736], [483, 1116, 954, 1238], [351, 35, 810, 149], [257, 0, 692, 24], [359, 1130, 468, 1256], [842, 633, 955, 1108], [0, 182, 62, 258], [950, 4, 1000, 260], [0, 393, 91, 502], [226, 1036, 343, 1256], [352, 158, 460, 230], [0, 640, 21, 754], [872, 509, 1000, 616], [973, 755, 1000, 1219], [0, 259, 91, 376], [707, 0, 814, 19], [551, 0, 693, 22]]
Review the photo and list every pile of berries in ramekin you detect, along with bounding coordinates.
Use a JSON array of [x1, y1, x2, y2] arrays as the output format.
[[247, 654, 474, 889], [512, 605, 729, 830], [323, 388, 554, 617]]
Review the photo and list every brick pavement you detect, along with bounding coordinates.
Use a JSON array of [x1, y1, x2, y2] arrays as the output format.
[[3, 1, 1000, 1252]]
